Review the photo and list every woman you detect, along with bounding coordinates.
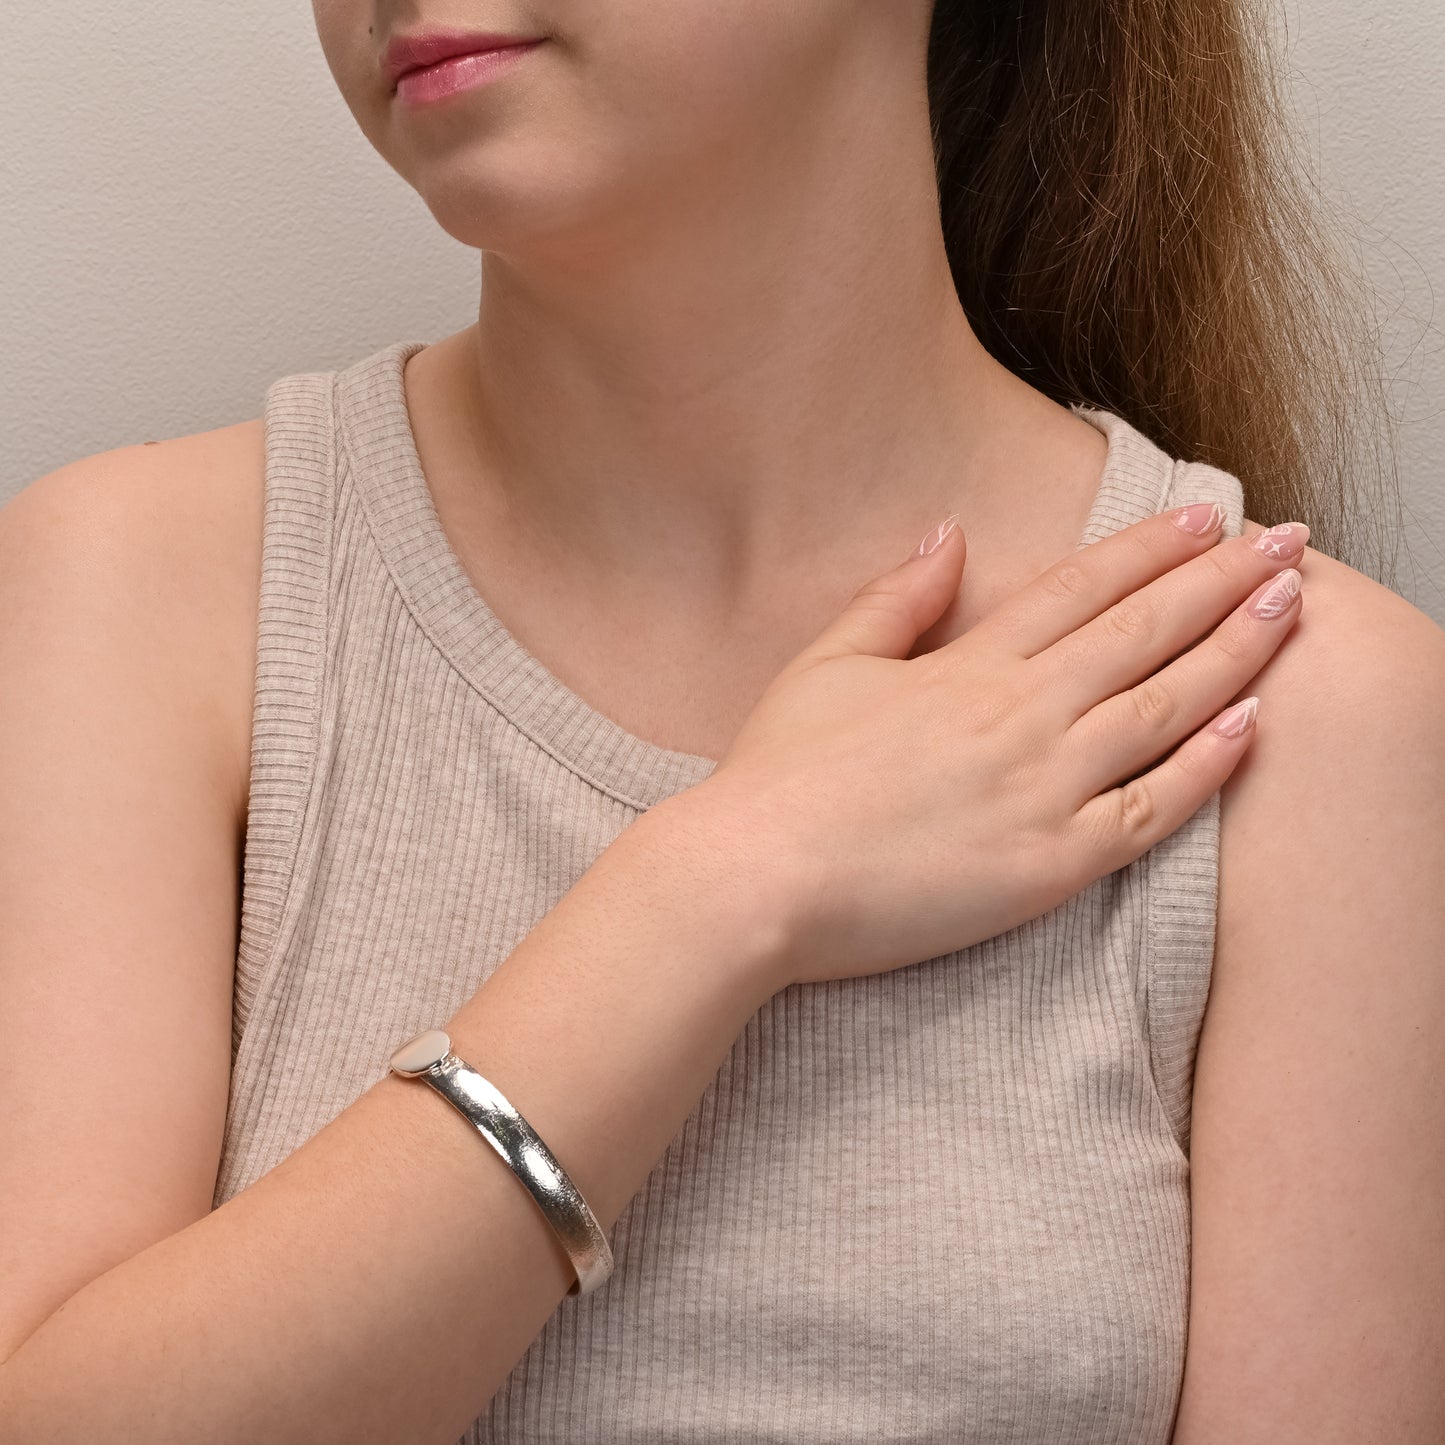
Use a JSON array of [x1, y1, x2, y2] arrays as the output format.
[[1, 2, 1441, 1441]]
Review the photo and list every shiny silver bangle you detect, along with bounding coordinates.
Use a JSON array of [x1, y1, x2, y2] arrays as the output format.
[[388, 1028, 614, 1297]]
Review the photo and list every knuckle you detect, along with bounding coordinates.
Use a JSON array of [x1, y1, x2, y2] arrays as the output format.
[[1140, 523, 1187, 567], [1199, 547, 1237, 586], [964, 677, 1020, 735], [1104, 599, 1154, 644], [853, 576, 902, 606], [1041, 561, 1091, 603], [849, 581, 910, 622], [1129, 677, 1178, 732], [914, 653, 1002, 730], [1169, 739, 1208, 783], [1211, 623, 1254, 664], [1116, 775, 1157, 835]]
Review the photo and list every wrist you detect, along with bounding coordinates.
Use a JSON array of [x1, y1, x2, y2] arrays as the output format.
[[622, 782, 805, 1005]]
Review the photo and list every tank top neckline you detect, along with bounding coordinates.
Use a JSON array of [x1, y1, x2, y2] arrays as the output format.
[[335, 337, 1179, 813]]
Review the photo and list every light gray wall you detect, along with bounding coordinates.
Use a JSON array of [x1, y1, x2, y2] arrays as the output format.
[[1274, 4, 1444, 618], [4, 2, 1442, 622]]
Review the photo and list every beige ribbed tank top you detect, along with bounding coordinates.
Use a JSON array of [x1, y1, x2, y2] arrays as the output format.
[[214, 337, 1245, 1443]]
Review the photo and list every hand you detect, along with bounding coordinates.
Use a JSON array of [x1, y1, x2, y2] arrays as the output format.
[[683, 503, 1307, 990]]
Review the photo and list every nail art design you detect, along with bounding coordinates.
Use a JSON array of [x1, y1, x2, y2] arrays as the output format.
[[1250, 523, 1309, 558], [918, 512, 961, 556], [1172, 501, 1226, 535], [1213, 696, 1259, 738], [1247, 567, 1302, 619]]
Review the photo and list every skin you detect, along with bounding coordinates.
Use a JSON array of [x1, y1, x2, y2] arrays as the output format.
[[2, 1, 1442, 1436], [309, 0, 1118, 760]]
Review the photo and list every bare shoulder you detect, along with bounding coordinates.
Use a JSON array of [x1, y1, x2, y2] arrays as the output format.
[[1172, 520, 1445, 1439], [3, 417, 267, 825], [1213, 519, 1445, 1048], [1219, 520, 1445, 890]]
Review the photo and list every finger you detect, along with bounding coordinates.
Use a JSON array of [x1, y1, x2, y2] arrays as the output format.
[[1034, 522, 1309, 723], [1061, 564, 1303, 806], [1066, 693, 1262, 878], [798, 514, 966, 665], [958, 501, 1231, 661]]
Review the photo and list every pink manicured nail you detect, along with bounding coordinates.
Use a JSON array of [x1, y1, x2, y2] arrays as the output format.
[[1212, 696, 1260, 738], [918, 512, 961, 557], [1246, 567, 1302, 620], [1171, 501, 1226, 535], [1250, 522, 1309, 559]]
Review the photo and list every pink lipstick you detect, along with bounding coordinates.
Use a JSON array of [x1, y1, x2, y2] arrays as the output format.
[[384, 30, 545, 107]]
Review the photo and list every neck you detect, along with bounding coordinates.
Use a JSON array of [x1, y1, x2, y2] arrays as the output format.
[[406, 43, 1101, 608]]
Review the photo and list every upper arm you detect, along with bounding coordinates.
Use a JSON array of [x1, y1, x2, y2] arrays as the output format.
[[1173, 539, 1445, 1441], [0, 427, 263, 1365]]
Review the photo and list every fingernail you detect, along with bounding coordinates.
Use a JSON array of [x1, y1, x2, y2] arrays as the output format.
[[1171, 501, 1226, 535], [1212, 696, 1260, 738], [1246, 567, 1302, 619], [917, 512, 961, 557], [1249, 522, 1310, 559]]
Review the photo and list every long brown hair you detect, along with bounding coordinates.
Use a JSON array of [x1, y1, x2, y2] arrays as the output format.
[[928, 0, 1401, 586]]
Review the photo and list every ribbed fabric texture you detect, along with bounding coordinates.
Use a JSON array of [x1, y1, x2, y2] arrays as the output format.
[[213, 338, 1246, 1444]]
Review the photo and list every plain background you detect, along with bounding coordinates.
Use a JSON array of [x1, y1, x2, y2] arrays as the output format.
[[4, 2, 1442, 624]]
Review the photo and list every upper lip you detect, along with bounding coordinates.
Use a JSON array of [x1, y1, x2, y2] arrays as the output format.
[[382, 29, 542, 87]]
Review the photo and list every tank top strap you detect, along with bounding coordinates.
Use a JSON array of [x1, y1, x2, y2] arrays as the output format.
[[1073, 403, 1247, 1154], [233, 364, 340, 1060], [1146, 450, 1246, 1155], [1071, 403, 1246, 548]]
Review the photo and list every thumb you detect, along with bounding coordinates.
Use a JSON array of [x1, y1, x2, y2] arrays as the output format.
[[802, 513, 965, 665]]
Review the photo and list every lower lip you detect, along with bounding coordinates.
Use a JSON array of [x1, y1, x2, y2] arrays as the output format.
[[394, 40, 544, 106]]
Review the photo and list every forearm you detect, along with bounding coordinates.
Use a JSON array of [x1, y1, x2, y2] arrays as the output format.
[[0, 789, 791, 1444]]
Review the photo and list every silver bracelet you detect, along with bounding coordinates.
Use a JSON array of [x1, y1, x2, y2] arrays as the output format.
[[388, 1028, 614, 1297]]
